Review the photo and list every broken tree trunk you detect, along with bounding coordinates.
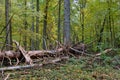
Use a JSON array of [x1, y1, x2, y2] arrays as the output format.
[[13, 40, 33, 64]]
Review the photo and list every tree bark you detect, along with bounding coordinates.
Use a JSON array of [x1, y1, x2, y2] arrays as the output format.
[[30, 0, 35, 50], [23, 0, 27, 50], [5, 0, 12, 50], [36, 0, 40, 50], [43, 0, 50, 50], [58, 0, 61, 42], [64, 0, 71, 46]]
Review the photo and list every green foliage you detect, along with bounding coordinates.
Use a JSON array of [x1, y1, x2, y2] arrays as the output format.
[[0, 0, 120, 79], [2, 56, 120, 80], [0, 0, 120, 50]]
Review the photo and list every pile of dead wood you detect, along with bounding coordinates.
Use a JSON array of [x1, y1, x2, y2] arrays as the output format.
[[0, 41, 87, 65], [0, 40, 112, 71]]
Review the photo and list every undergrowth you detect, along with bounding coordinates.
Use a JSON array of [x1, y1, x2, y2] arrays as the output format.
[[0, 51, 120, 80]]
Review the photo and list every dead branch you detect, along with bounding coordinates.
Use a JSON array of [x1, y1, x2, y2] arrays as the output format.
[[19, 46, 33, 64], [0, 56, 69, 71], [0, 13, 15, 35], [28, 48, 64, 57], [3, 73, 10, 80], [69, 47, 94, 57], [95, 48, 112, 56], [69, 47, 85, 54], [13, 40, 33, 64]]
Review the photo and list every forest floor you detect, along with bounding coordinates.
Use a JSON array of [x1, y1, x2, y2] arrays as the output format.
[[0, 51, 120, 80]]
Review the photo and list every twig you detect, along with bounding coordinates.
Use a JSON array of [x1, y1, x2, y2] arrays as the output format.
[[3, 73, 10, 80]]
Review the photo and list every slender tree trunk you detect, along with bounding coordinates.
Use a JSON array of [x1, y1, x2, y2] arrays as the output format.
[[58, 0, 61, 42], [43, 0, 49, 50], [5, 0, 12, 50], [81, 12, 84, 43], [30, 0, 35, 50], [64, 0, 71, 46], [24, 0, 27, 50], [111, 16, 115, 47], [107, 0, 113, 47], [79, 0, 86, 43], [36, 0, 40, 50], [98, 15, 106, 45]]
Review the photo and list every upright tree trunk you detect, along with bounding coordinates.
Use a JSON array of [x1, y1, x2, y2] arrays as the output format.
[[107, 0, 114, 47], [79, 0, 86, 43], [81, 12, 84, 43], [5, 0, 12, 50], [64, 0, 71, 46], [43, 0, 49, 50], [30, 0, 35, 50], [58, 0, 61, 42], [24, 0, 27, 50], [36, 0, 40, 50], [111, 15, 115, 47]]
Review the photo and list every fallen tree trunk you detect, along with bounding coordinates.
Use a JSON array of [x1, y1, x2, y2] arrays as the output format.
[[0, 56, 69, 71], [0, 48, 64, 65], [0, 41, 84, 64], [0, 41, 87, 65], [0, 48, 64, 60], [28, 48, 64, 57]]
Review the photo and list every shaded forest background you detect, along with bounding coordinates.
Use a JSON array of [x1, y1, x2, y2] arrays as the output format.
[[0, 0, 120, 51]]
